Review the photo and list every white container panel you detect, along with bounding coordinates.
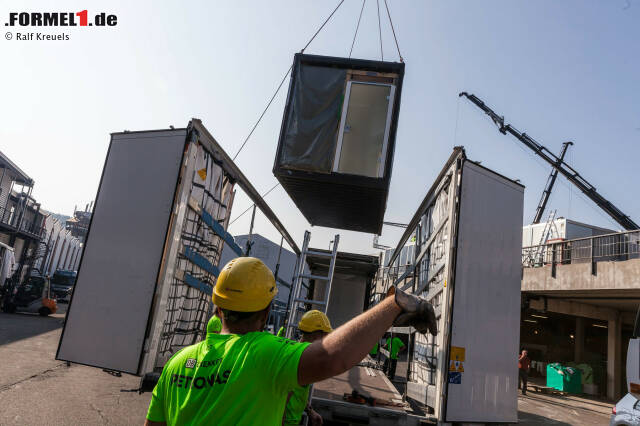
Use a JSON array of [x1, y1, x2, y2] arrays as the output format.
[[444, 161, 523, 423], [56, 130, 186, 374], [325, 272, 367, 328]]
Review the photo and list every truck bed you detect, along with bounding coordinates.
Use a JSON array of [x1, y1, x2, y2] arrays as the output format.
[[311, 365, 418, 425], [313, 365, 405, 409]]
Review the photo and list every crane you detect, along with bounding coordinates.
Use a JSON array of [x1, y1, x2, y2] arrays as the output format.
[[459, 92, 638, 230], [533, 141, 572, 224]]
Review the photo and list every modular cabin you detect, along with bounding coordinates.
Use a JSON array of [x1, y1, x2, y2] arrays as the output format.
[[274, 53, 405, 234]]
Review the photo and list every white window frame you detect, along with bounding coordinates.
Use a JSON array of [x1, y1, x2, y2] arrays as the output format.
[[332, 81, 396, 178]]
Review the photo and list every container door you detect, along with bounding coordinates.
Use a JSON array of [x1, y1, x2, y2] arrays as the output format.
[[444, 161, 523, 423], [56, 130, 186, 374], [333, 82, 395, 178]]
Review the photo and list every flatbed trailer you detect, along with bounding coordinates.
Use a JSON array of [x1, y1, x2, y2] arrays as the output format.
[[312, 365, 420, 425]]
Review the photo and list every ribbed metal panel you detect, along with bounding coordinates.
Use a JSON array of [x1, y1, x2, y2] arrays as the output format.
[[277, 173, 386, 234]]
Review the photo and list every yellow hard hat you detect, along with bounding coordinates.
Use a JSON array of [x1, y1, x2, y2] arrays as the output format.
[[298, 310, 333, 333], [212, 257, 277, 312]]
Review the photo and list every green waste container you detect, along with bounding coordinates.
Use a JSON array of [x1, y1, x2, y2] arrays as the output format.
[[567, 362, 594, 385], [547, 363, 582, 393]]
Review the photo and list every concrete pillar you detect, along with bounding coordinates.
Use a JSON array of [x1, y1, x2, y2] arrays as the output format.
[[575, 317, 585, 363], [607, 313, 622, 400]]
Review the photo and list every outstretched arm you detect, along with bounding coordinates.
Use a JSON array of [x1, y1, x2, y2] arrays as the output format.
[[297, 296, 402, 386]]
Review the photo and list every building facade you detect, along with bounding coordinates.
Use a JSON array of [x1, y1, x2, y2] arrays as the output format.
[[35, 216, 82, 275], [66, 206, 92, 243], [0, 151, 46, 285]]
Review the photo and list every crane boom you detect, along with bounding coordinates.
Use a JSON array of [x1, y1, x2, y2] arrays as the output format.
[[533, 141, 572, 224], [459, 92, 638, 230]]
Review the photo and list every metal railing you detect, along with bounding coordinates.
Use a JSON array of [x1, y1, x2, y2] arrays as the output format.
[[0, 205, 45, 238], [0, 205, 15, 226], [522, 230, 640, 269]]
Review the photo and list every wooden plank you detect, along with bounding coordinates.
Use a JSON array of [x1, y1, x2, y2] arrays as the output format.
[[187, 196, 243, 256], [183, 246, 220, 277], [175, 270, 213, 296]]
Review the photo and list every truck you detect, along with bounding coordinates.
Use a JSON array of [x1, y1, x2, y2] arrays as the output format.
[[50, 269, 77, 303], [288, 147, 524, 425]]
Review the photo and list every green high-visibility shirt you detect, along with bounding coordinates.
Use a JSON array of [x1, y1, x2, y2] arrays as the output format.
[[146, 332, 309, 425], [283, 384, 310, 425], [389, 337, 405, 360], [369, 343, 379, 356], [206, 315, 221, 334], [277, 326, 285, 337]]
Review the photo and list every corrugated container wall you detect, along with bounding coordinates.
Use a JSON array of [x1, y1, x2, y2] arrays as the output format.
[[57, 124, 236, 376]]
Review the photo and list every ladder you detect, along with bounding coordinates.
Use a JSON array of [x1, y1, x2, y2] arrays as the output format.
[[532, 210, 557, 265], [284, 231, 339, 426], [285, 230, 340, 339]]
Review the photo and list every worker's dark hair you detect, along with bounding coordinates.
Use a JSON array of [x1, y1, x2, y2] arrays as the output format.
[[300, 330, 327, 337], [220, 305, 270, 324]]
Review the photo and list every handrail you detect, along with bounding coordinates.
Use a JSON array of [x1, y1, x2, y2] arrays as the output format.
[[522, 229, 636, 250], [523, 229, 640, 269]]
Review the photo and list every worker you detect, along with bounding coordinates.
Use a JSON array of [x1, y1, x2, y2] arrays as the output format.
[[518, 349, 530, 395], [383, 334, 405, 380], [369, 341, 379, 358], [206, 314, 222, 334], [277, 324, 286, 337], [145, 257, 436, 426], [282, 309, 332, 425]]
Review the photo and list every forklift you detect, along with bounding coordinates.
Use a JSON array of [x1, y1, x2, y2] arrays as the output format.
[[2, 271, 57, 316]]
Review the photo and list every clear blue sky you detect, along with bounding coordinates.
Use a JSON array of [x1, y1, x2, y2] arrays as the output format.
[[1, 0, 638, 253]]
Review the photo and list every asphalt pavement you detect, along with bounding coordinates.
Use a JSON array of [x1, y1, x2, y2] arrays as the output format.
[[0, 306, 150, 425], [386, 354, 611, 425], [0, 308, 614, 425], [517, 390, 611, 425]]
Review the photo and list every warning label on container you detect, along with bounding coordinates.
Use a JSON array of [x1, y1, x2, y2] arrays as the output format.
[[448, 372, 462, 384], [449, 346, 465, 373], [448, 346, 464, 384], [449, 359, 464, 372]]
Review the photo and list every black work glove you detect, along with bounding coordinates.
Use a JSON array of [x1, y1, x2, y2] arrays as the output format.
[[388, 286, 437, 336]]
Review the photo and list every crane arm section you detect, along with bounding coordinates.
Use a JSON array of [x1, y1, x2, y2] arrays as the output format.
[[459, 92, 638, 230]]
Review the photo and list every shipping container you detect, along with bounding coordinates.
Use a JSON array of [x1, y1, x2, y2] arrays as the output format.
[[303, 250, 418, 425], [522, 218, 616, 248], [56, 119, 299, 377], [380, 147, 524, 423], [273, 53, 405, 234], [307, 250, 379, 328], [299, 148, 524, 424]]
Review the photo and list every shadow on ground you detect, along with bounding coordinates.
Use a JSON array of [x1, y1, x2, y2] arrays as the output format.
[[518, 410, 572, 425], [0, 312, 64, 346]]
